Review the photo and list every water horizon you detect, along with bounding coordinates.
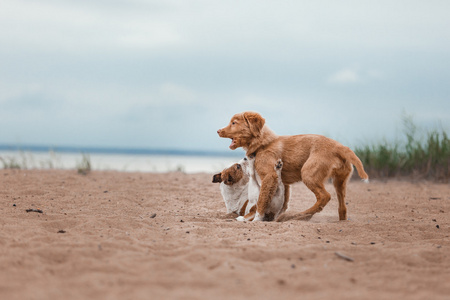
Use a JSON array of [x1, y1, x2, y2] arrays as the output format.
[[0, 144, 242, 158], [0, 144, 244, 174]]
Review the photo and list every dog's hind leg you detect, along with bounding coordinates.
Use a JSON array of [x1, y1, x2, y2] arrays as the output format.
[[300, 160, 332, 217], [332, 162, 352, 220], [301, 181, 331, 216], [333, 176, 348, 221]]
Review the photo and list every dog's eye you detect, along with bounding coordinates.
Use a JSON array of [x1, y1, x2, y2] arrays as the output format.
[[228, 175, 233, 182], [237, 164, 241, 169], [232, 122, 236, 125]]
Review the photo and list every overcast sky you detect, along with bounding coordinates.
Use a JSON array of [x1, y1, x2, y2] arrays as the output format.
[[1, 0, 449, 153]]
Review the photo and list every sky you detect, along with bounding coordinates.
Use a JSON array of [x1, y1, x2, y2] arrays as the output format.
[[1, 0, 449, 154]]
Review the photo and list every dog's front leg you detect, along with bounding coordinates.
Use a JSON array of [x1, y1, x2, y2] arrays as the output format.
[[253, 171, 279, 222], [281, 184, 291, 214]]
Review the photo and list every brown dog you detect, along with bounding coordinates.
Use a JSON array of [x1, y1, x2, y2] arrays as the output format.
[[217, 111, 368, 221]]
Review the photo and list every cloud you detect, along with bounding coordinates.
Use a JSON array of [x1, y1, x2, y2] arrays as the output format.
[[327, 68, 385, 84], [328, 68, 360, 84]]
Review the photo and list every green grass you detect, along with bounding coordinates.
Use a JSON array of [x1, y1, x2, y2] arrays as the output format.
[[76, 152, 92, 175], [355, 116, 450, 182]]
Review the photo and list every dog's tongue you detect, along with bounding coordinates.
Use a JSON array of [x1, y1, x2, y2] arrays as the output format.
[[229, 139, 236, 149]]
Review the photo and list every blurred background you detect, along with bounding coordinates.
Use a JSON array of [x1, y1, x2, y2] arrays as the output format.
[[1, 0, 449, 174]]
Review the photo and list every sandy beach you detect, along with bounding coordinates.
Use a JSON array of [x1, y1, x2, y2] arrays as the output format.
[[1, 169, 449, 300]]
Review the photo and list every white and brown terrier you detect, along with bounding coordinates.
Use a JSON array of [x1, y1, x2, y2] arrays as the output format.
[[212, 156, 285, 222], [212, 157, 250, 216]]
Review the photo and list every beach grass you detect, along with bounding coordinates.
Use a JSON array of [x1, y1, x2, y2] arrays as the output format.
[[76, 152, 92, 175], [0, 151, 37, 169], [0, 156, 22, 169], [0, 151, 189, 173], [355, 116, 450, 182], [0, 151, 85, 172]]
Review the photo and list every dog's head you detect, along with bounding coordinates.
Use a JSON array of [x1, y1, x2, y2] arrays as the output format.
[[217, 111, 265, 150], [212, 158, 250, 186]]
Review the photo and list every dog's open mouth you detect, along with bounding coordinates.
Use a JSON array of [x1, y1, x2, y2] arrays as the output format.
[[230, 138, 237, 149]]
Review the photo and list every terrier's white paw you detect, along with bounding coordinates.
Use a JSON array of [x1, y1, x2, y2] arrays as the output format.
[[236, 216, 245, 222], [252, 213, 263, 222]]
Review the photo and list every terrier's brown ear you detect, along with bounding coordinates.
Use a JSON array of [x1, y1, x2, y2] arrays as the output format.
[[212, 173, 222, 183], [243, 112, 265, 137]]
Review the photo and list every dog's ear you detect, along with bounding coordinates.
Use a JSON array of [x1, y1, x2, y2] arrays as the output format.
[[212, 173, 222, 183], [243, 112, 265, 137]]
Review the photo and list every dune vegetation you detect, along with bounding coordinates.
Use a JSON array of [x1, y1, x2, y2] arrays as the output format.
[[355, 116, 449, 182]]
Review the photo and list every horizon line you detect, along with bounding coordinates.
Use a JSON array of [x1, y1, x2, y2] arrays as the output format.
[[0, 144, 243, 157]]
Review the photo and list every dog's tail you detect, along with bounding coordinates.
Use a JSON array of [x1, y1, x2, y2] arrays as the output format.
[[345, 148, 369, 183]]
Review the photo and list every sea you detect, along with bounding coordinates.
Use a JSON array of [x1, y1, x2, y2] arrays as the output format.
[[0, 145, 243, 174]]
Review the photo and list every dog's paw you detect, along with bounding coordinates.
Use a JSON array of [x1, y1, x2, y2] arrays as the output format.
[[236, 216, 246, 222], [275, 159, 283, 170], [252, 212, 263, 222]]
